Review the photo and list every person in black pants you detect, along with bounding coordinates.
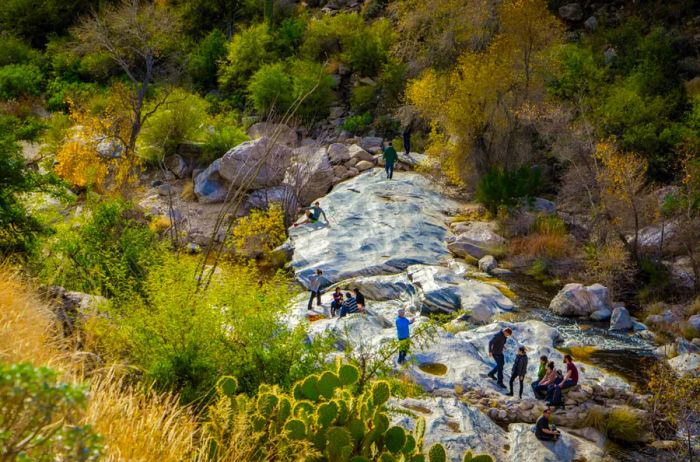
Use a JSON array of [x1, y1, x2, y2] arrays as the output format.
[[402, 125, 411, 158], [507, 346, 528, 398], [307, 269, 324, 310], [487, 327, 512, 388], [535, 408, 560, 441]]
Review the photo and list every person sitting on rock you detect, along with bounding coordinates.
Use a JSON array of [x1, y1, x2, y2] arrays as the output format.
[[546, 354, 579, 405], [396, 308, 415, 364], [339, 292, 363, 317], [531, 355, 548, 393], [294, 201, 328, 227], [354, 287, 366, 311], [330, 287, 344, 317], [380, 141, 398, 180], [507, 346, 528, 399], [533, 361, 557, 399], [487, 327, 512, 389], [535, 408, 561, 441]]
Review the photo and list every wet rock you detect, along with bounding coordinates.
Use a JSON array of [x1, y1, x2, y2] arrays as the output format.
[[220, 137, 292, 190], [559, 3, 583, 21], [549, 283, 611, 317], [247, 122, 298, 147], [194, 158, 230, 204], [609, 306, 632, 330], [165, 154, 189, 179], [478, 255, 497, 274]]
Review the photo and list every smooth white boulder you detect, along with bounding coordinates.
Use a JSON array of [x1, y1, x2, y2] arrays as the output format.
[[550, 283, 611, 317], [668, 353, 700, 376], [219, 137, 292, 190], [447, 221, 506, 259], [507, 423, 608, 462]]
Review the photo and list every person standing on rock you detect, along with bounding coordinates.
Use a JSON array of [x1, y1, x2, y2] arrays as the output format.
[[295, 201, 328, 227], [535, 408, 561, 441], [507, 346, 528, 399], [381, 141, 398, 180], [307, 269, 325, 310], [487, 327, 512, 388], [396, 308, 415, 364]]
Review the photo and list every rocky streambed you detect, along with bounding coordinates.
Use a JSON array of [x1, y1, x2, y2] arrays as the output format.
[[282, 168, 669, 462]]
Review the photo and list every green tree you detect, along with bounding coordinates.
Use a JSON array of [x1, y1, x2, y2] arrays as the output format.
[[0, 0, 95, 47], [188, 28, 228, 91]]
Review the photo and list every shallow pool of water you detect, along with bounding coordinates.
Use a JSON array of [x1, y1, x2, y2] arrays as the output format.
[[418, 362, 448, 376]]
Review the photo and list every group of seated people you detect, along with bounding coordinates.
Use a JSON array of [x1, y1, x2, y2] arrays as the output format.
[[330, 287, 366, 317], [531, 354, 579, 407]]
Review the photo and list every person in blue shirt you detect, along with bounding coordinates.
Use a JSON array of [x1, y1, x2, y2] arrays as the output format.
[[294, 201, 329, 227], [396, 308, 415, 364]]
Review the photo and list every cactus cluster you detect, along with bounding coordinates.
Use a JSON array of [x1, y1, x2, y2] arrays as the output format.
[[206, 362, 494, 462]]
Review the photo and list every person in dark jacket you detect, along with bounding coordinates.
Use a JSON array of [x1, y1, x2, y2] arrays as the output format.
[[353, 288, 366, 310], [507, 346, 528, 398], [535, 408, 560, 441], [487, 327, 512, 388], [330, 287, 344, 317], [381, 141, 398, 179]]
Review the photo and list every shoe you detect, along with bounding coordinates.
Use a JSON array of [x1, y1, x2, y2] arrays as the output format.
[[505, 392, 513, 396], [496, 382, 507, 389], [487, 373, 496, 381]]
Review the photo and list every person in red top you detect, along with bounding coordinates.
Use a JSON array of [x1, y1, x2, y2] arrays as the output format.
[[546, 354, 578, 404]]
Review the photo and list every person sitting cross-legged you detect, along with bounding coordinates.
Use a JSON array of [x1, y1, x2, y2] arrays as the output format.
[[535, 408, 561, 441], [339, 292, 363, 317]]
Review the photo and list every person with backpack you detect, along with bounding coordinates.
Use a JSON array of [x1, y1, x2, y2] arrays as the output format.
[[330, 287, 344, 317], [507, 346, 528, 398], [547, 355, 579, 406], [487, 327, 512, 389], [307, 269, 325, 310], [535, 408, 561, 441], [533, 361, 556, 399], [381, 141, 399, 179], [396, 308, 415, 364]]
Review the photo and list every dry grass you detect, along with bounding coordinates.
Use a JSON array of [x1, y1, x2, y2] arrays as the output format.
[[508, 233, 574, 259], [86, 370, 198, 462], [149, 215, 172, 233], [0, 267, 66, 367], [181, 182, 196, 201]]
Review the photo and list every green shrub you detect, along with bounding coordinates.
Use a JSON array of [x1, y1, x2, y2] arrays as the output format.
[[0, 363, 102, 461], [533, 215, 567, 237], [188, 28, 228, 91], [138, 89, 210, 163], [0, 63, 43, 99], [350, 85, 377, 113], [605, 406, 649, 443], [45, 78, 100, 111], [301, 13, 365, 61], [475, 166, 544, 214], [36, 199, 161, 299], [0, 35, 42, 67], [289, 59, 335, 121], [247, 62, 294, 115], [87, 255, 332, 403], [218, 23, 276, 96], [203, 113, 249, 162], [275, 16, 307, 56], [341, 112, 373, 134]]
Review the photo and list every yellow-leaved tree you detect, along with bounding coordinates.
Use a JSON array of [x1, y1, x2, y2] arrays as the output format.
[[407, 0, 563, 185]]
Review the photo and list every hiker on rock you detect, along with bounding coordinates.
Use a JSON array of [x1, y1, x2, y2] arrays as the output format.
[[339, 291, 362, 317], [380, 141, 398, 180], [507, 346, 528, 399], [546, 354, 578, 406], [396, 308, 415, 364], [533, 361, 557, 399], [535, 408, 561, 441], [307, 269, 325, 310], [330, 287, 344, 317], [531, 355, 548, 392], [354, 287, 366, 311], [295, 201, 328, 227], [487, 327, 512, 388]]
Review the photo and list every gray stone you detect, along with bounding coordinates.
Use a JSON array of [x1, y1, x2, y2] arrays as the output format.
[[359, 136, 383, 152], [549, 283, 611, 317], [446, 221, 506, 260], [219, 137, 292, 190], [507, 423, 607, 462], [164, 154, 189, 179], [609, 306, 633, 330], [668, 353, 700, 376], [355, 160, 374, 172], [247, 122, 298, 147], [530, 197, 556, 215], [478, 255, 497, 274], [688, 314, 700, 333], [243, 185, 296, 215], [559, 3, 583, 21], [590, 308, 611, 321], [285, 145, 334, 205], [157, 183, 174, 196], [676, 337, 700, 355], [328, 143, 351, 164], [584, 15, 598, 31], [348, 144, 374, 162], [194, 159, 230, 204]]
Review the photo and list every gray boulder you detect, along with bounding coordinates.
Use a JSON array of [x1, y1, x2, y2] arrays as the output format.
[[355, 160, 374, 172], [359, 136, 383, 152], [507, 423, 606, 462], [478, 255, 497, 274], [165, 154, 189, 179], [590, 308, 612, 321], [584, 15, 598, 31], [609, 306, 633, 331], [247, 122, 298, 147], [348, 144, 374, 162], [194, 159, 230, 204], [219, 137, 292, 190], [328, 143, 351, 164], [559, 3, 583, 21], [242, 185, 296, 215], [285, 145, 334, 204], [688, 314, 700, 333], [530, 197, 556, 215], [446, 221, 506, 260], [668, 353, 700, 376], [549, 283, 611, 317]]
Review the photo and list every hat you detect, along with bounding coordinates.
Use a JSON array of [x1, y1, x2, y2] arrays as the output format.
[[398, 308, 406, 314]]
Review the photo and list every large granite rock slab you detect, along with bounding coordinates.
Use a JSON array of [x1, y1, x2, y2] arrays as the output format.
[[284, 145, 334, 205], [288, 170, 459, 288], [247, 122, 298, 147], [507, 423, 608, 462], [220, 137, 292, 190]]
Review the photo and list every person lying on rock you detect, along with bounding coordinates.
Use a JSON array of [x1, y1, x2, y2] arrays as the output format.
[[396, 308, 415, 364], [530, 355, 548, 395], [380, 141, 398, 180], [339, 292, 364, 317], [487, 327, 512, 389], [294, 201, 328, 227], [535, 408, 561, 441], [307, 269, 325, 311], [533, 361, 557, 399], [507, 346, 528, 399], [330, 287, 344, 317], [546, 354, 579, 406]]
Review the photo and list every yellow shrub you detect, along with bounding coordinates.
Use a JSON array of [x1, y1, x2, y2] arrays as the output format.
[[181, 182, 196, 201], [149, 216, 172, 234], [229, 205, 287, 261], [606, 406, 648, 443]]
